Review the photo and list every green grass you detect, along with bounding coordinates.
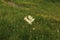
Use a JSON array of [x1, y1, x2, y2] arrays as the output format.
[[0, 0, 60, 40]]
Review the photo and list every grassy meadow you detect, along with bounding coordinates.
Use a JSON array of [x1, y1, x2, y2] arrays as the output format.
[[0, 0, 60, 40]]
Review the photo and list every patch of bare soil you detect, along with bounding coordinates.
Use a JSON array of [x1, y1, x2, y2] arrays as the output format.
[[1, 0, 20, 8], [1, 0, 37, 9]]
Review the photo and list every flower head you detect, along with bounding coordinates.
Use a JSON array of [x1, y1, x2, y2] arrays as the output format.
[[24, 15, 35, 25]]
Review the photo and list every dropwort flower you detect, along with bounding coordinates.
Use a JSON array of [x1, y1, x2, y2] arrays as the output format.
[[24, 15, 35, 25]]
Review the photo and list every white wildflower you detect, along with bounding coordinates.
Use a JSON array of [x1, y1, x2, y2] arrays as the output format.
[[24, 15, 35, 25]]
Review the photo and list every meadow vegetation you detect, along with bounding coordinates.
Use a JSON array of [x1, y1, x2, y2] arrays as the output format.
[[0, 0, 60, 40]]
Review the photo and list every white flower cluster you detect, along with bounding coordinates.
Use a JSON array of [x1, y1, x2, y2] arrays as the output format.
[[24, 15, 35, 25]]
